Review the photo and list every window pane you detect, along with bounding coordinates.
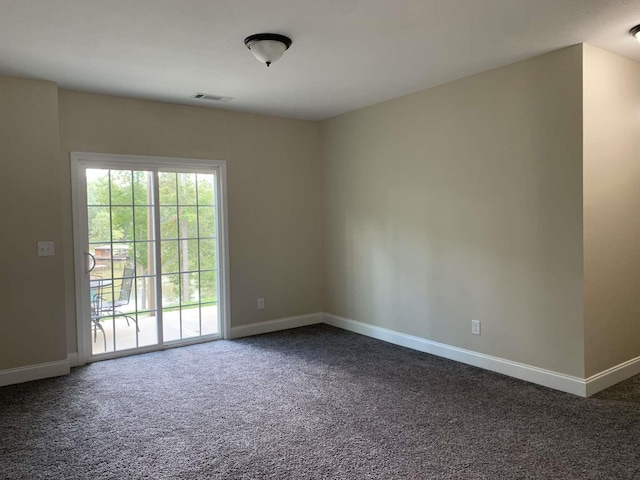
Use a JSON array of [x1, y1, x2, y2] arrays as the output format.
[[158, 172, 177, 205], [133, 171, 152, 206], [199, 239, 216, 271], [176, 239, 199, 272], [162, 307, 182, 342], [90, 245, 112, 281], [197, 174, 216, 206], [86, 169, 110, 205], [135, 276, 156, 311], [200, 270, 217, 302], [134, 206, 153, 241], [111, 206, 134, 242], [137, 310, 158, 347], [88, 206, 111, 243], [178, 207, 197, 238], [178, 272, 200, 304], [177, 173, 197, 205], [109, 170, 133, 205], [133, 241, 154, 276], [160, 206, 178, 239], [201, 303, 218, 336], [198, 207, 216, 238], [161, 241, 179, 274], [111, 242, 134, 269], [161, 274, 180, 308]]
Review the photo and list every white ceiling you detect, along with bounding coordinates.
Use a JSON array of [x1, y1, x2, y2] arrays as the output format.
[[0, 0, 639, 120]]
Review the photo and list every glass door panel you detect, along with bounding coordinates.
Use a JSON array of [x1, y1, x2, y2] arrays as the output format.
[[159, 171, 220, 342], [86, 168, 158, 355]]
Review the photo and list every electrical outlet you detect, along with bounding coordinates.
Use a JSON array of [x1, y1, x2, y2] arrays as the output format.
[[471, 319, 481, 336], [257, 298, 265, 310]]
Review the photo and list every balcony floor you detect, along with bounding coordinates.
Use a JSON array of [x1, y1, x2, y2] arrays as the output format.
[[91, 304, 219, 355]]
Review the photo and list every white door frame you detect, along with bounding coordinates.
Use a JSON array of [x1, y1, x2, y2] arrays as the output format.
[[71, 152, 231, 365]]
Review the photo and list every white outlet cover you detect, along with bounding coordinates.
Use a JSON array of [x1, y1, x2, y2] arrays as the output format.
[[471, 319, 481, 335]]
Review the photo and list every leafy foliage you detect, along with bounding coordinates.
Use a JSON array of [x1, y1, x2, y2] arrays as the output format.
[[87, 170, 218, 304]]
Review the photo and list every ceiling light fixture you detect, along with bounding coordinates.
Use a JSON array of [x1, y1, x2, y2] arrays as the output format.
[[631, 24, 640, 43], [244, 33, 292, 67]]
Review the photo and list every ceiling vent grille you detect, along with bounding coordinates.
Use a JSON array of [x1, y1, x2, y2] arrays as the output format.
[[192, 93, 234, 102]]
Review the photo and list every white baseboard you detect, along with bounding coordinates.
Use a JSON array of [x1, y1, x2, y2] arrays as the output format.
[[585, 355, 640, 396], [6, 314, 637, 397], [322, 313, 588, 397], [0, 359, 70, 388], [230, 312, 323, 339], [67, 353, 80, 368]]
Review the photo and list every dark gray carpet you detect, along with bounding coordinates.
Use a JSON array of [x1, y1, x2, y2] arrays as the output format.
[[1, 324, 639, 480]]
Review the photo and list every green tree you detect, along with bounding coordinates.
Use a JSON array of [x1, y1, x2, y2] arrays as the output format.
[[87, 169, 217, 307]]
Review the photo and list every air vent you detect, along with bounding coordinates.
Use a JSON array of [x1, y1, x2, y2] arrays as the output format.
[[192, 93, 233, 102]]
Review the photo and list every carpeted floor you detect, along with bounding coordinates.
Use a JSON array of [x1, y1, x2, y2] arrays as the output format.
[[1, 324, 639, 479]]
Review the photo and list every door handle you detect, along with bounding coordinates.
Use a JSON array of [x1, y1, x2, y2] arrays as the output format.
[[85, 252, 96, 273]]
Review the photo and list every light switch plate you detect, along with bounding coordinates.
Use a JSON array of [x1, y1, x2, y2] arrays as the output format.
[[37, 241, 55, 257]]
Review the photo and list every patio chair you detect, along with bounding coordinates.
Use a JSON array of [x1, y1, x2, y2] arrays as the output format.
[[90, 274, 107, 350], [91, 308, 107, 351], [95, 265, 139, 332]]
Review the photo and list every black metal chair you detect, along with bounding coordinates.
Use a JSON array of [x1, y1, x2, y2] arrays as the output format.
[[90, 275, 108, 350], [91, 308, 107, 351], [95, 265, 138, 332]]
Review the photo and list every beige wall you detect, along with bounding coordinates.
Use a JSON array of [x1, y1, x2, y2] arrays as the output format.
[[583, 45, 640, 376], [58, 91, 323, 354], [6, 43, 639, 384], [321, 46, 585, 377], [0, 76, 67, 369]]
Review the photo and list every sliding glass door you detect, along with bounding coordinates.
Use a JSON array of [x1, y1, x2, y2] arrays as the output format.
[[72, 153, 229, 363], [85, 168, 158, 354], [158, 172, 219, 342]]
